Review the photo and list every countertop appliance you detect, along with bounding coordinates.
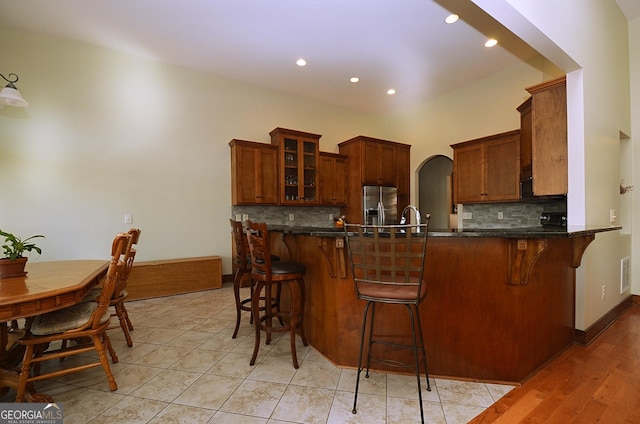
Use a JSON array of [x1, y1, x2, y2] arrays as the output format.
[[363, 186, 398, 225], [540, 212, 567, 227]]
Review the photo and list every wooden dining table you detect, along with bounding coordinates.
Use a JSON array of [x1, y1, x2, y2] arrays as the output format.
[[0, 259, 109, 402]]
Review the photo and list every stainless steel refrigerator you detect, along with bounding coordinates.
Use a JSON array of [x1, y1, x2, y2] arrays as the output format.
[[363, 186, 398, 225]]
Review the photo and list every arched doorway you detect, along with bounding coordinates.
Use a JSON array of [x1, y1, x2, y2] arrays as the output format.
[[418, 155, 454, 230]]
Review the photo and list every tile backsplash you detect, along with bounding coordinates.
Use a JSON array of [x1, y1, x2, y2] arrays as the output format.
[[232, 198, 566, 230], [460, 198, 566, 229], [231, 205, 341, 227]]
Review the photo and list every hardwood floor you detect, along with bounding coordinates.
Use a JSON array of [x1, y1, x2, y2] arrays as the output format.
[[470, 302, 640, 423]]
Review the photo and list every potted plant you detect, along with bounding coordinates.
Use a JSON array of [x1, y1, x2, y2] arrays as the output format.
[[0, 229, 45, 278]]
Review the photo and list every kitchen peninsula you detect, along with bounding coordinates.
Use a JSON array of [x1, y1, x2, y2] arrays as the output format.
[[227, 77, 616, 383], [264, 224, 619, 384]]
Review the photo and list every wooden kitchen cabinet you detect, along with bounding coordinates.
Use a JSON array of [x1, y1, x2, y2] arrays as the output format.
[[362, 140, 397, 185], [452, 130, 521, 204], [318, 152, 348, 206], [338, 136, 411, 224], [270, 127, 321, 205], [395, 144, 411, 214], [229, 139, 278, 205], [520, 76, 567, 196]]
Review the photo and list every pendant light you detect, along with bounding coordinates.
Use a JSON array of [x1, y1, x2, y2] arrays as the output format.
[[0, 73, 29, 107]]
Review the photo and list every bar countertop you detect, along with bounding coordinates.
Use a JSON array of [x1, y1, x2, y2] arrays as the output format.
[[268, 224, 622, 239]]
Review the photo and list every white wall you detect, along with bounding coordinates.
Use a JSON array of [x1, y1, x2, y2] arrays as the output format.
[[629, 16, 640, 300], [0, 26, 388, 274], [389, 62, 543, 202]]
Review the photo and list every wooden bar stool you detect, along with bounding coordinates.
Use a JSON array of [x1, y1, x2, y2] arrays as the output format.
[[245, 220, 307, 368], [229, 219, 280, 339], [344, 220, 431, 423]]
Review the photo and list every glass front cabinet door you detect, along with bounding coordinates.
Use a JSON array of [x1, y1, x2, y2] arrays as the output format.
[[270, 128, 320, 205]]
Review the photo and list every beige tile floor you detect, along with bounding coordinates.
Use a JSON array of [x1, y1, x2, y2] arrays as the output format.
[[1, 283, 514, 423]]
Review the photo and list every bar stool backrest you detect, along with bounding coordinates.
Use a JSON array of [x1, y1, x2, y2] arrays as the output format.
[[344, 222, 430, 305], [230, 219, 250, 271], [245, 220, 273, 281]]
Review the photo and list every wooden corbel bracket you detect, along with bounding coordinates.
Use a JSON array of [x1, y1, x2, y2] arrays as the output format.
[[570, 234, 595, 268], [509, 239, 547, 285], [278, 232, 294, 260], [315, 237, 347, 278]]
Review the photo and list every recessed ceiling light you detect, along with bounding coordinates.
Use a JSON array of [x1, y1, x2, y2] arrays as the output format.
[[387, 89, 396, 95], [484, 39, 498, 48], [350, 77, 360, 83], [445, 14, 459, 24], [296, 58, 307, 66]]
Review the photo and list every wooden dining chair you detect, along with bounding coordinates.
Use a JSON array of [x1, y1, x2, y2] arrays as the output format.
[[109, 228, 140, 347], [15, 232, 130, 402], [79, 228, 141, 350]]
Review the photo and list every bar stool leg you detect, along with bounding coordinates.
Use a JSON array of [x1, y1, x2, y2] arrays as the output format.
[[289, 280, 300, 369], [365, 302, 377, 378], [414, 306, 431, 392], [232, 268, 243, 339], [265, 283, 274, 346], [297, 278, 308, 347], [250, 281, 265, 366], [407, 304, 427, 424], [352, 301, 373, 415]]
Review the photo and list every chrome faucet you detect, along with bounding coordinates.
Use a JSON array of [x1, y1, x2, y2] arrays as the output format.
[[400, 205, 421, 232]]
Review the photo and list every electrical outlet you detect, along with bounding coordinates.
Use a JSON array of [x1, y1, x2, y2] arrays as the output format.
[[609, 210, 616, 223], [242, 214, 248, 221], [124, 214, 132, 224], [462, 212, 472, 220], [329, 214, 333, 221], [498, 212, 504, 220], [289, 213, 295, 221], [235, 214, 241, 222], [601, 285, 606, 300]]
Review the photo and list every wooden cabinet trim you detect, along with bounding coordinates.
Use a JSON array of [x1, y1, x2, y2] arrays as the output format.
[[269, 127, 322, 141], [525, 75, 566, 94]]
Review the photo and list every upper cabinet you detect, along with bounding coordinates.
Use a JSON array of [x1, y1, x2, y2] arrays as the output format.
[[318, 152, 348, 206], [520, 76, 567, 196], [229, 139, 278, 205], [451, 76, 567, 204], [338, 136, 411, 224], [451, 130, 521, 204], [362, 140, 398, 185], [270, 128, 321, 205]]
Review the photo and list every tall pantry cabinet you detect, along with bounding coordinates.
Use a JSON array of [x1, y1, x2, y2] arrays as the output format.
[[519, 76, 567, 196], [338, 136, 411, 224]]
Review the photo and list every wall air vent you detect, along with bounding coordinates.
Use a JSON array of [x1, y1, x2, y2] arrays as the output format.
[[620, 256, 630, 294]]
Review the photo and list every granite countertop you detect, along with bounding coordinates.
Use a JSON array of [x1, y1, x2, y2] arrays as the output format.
[[268, 224, 622, 239]]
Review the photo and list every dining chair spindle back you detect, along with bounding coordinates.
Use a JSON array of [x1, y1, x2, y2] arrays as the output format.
[[15, 232, 131, 402]]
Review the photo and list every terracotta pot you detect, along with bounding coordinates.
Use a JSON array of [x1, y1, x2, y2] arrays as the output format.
[[0, 257, 28, 278]]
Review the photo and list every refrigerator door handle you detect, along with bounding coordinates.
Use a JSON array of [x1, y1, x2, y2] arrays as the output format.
[[378, 201, 385, 226]]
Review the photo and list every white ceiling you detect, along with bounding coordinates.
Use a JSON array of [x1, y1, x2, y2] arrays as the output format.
[[618, 0, 640, 21], [0, 0, 637, 114]]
